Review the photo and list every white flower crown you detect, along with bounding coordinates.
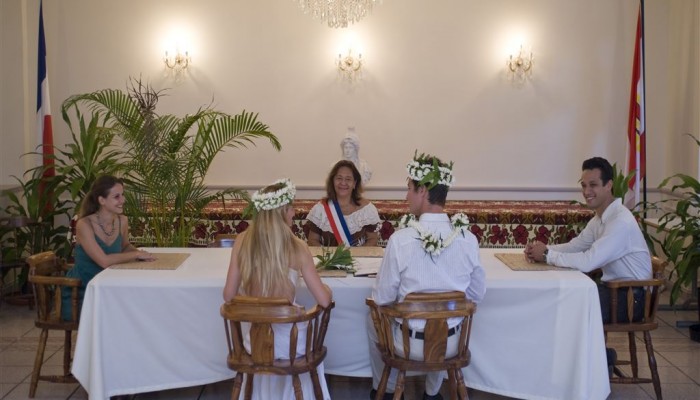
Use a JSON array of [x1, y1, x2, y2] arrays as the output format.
[[406, 152, 455, 189], [251, 178, 296, 211]]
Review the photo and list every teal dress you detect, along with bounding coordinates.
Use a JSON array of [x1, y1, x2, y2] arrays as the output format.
[[61, 229, 123, 321]]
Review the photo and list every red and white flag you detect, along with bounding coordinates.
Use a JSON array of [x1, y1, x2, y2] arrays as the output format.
[[37, 0, 54, 179], [626, 8, 645, 206]]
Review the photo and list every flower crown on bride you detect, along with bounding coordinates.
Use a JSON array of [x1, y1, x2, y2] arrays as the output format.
[[406, 151, 455, 189], [251, 178, 296, 212]]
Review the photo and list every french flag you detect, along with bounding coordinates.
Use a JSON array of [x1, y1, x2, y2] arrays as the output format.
[[626, 7, 645, 206], [37, 0, 54, 178]]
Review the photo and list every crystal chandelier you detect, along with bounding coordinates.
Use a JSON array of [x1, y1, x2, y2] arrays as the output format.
[[294, 0, 382, 28]]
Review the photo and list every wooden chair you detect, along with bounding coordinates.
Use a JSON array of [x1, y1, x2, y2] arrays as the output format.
[[604, 256, 667, 400], [366, 291, 477, 400], [26, 251, 81, 398], [220, 296, 335, 400], [212, 233, 237, 248], [0, 216, 38, 308]]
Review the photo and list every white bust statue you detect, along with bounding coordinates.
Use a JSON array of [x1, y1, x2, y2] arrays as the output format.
[[340, 127, 372, 184]]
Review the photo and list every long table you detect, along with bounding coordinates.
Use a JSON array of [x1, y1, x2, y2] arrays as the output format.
[[72, 248, 610, 400]]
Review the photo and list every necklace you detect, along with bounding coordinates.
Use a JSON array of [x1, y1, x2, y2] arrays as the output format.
[[96, 213, 116, 237], [398, 213, 470, 257]]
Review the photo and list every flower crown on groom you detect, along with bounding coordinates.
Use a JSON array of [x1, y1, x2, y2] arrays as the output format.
[[406, 150, 455, 189]]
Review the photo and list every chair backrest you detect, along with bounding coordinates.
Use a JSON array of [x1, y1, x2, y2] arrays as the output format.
[[366, 291, 476, 365], [212, 233, 237, 248], [26, 251, 81, 327], [604, 259, 667, 331], [651, 256, 667, 279], [220, 296, 334, 373]]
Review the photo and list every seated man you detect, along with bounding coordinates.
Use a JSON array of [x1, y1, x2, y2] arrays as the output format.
[[524, 157, 652, 372], [368, 152, 486, 400], [525, 157, 651, 321]]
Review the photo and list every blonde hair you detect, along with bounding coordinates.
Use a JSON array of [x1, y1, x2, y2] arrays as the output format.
[[237, 184, 304, 300]]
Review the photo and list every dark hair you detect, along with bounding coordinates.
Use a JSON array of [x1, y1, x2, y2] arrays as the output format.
[[581, 157, 613, 185], [79, 175, 124, 218], [325, 160, 363, 206], [410, 156, 449, 206]]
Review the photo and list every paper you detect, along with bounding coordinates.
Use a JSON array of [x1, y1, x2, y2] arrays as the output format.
[[353, 258, 382, 277]]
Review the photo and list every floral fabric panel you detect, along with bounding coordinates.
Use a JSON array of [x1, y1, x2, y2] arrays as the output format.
[[128, 200, 592, 248]]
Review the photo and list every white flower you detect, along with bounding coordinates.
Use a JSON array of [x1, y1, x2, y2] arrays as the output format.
[[398, 214, 416, 229], [406, 156, 454, 188], [408, 215, 470, 258], [251, 178, 296, 211]]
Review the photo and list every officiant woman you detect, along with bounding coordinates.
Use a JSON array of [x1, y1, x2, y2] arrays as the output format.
[[306, 160, 381, 247]]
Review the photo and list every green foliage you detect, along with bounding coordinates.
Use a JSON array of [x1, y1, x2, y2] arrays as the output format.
[[1, 103, 124, 294], [2, 165, 72, 261], [611, 163, 635, 200], [61, 78, 281, 247], [315, 245, 356, 272], [644, 134, 700, 305], [57, 104, 125, 214]]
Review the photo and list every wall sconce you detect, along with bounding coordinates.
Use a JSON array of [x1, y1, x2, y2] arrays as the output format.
[[337, 49, 363, 80], [164, 50, 190, 72], [507, 45, 533, 79]]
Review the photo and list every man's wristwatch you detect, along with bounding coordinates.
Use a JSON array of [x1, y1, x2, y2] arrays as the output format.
[[542, 248, 549, 264]]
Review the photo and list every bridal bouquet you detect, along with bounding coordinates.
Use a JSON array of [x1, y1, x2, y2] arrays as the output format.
[[315, 245, 356, 273]]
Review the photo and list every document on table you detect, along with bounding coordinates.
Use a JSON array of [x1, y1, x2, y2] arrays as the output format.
[[354, 258, 382, 277]]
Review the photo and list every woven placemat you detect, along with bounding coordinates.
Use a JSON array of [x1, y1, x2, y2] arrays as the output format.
[[317, 269, 349, 278], [495, 253, 574, 271], [111, 253, 190, 270], [308, 246, 384, 258]]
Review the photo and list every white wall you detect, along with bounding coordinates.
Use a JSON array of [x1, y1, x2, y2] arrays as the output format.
[[1, 0, 698, 201]]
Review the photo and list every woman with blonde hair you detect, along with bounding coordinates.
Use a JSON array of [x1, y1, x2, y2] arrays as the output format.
[[223, 178, 332, 399]]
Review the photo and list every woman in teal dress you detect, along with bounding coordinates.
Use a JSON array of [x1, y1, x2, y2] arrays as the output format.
[[61, 176, 155, 321]]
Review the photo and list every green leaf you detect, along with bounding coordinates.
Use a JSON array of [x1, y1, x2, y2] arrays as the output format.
[[315, 245, 356, 272]]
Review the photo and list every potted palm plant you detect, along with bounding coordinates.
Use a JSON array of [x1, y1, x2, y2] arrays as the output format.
[[645, 134, 700, 307], [56, 104, 126, 214], [61, 78, 281, 247]]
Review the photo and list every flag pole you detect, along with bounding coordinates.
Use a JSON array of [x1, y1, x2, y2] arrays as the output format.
[[640, 0, 647, 208]]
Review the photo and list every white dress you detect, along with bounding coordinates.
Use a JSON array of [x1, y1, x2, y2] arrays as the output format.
[[239, 270, 331, 400]]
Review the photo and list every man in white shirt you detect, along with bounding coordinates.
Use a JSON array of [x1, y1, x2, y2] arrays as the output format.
[[368, 152, 487, 400], [524, 157, 651, 375], [524, 156, 651, 321]]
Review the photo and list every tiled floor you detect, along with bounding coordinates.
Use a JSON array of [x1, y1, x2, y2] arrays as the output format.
[[1, 301, 699, 400]]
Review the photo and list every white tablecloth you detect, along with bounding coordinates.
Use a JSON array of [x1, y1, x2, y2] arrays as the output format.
[[72, 248, 610, 400]]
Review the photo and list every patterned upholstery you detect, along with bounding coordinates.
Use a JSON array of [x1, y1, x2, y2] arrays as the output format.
[[128, 200, 593, 248]]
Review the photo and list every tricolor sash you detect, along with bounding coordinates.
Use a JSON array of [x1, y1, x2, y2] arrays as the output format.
[[322, 200, 354, 247]]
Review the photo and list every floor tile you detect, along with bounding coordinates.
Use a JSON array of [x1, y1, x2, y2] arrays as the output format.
[[2, 381, 80, 399], [0, 365, 32, 383], [642, 383, 700, 400], [0, 382, 20, 398], [608, 383, 653, 399], [615, 365, 695, 384], [132, 385, 205, 399]]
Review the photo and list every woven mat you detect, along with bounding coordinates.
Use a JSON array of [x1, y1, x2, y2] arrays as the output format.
[[111, 253, 190, 270], [495, 253, 574, 271], [308, 246, 384, 258], [317, 269, 349, 278]]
